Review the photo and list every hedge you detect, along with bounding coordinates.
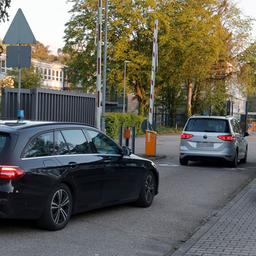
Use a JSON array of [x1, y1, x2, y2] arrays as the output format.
[[105, 112, 144, 139]]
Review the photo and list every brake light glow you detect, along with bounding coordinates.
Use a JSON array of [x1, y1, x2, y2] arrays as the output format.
[[217, 135, 235, 141], [0, 166, 24, 180], [180, 133, 193, 139]]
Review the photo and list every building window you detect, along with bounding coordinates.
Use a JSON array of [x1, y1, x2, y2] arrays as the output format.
[[48, 69, 51, 80], [56, 70, 59, 81], [60, 71, 63, 82], [1, 60, 5, 68], [44, 69, 47, 80], [52, 70, 55, 80], [1, 60, 6, 72]]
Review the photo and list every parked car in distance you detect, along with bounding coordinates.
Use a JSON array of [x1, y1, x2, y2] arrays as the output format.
[[179, 116, 248, 167], [0, 121, 159, 230]]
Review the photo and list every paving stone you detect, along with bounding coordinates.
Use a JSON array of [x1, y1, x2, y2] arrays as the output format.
[[171, 180, 256, 256]]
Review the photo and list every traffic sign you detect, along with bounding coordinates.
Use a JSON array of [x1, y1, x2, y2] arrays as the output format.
[[6, 46, 31, 68], [3, 8, 36, 44]]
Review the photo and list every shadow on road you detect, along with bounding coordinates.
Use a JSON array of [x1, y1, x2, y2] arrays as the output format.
[[0, 219, 37, 231], [187, 160, 252, 169]]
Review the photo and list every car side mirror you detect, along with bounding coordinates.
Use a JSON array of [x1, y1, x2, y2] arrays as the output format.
[[122, 146, 132, 156], [244, 131, 249, 137]]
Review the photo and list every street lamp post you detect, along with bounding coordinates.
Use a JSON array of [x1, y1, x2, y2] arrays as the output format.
[[123, 60, 130, 113], [96, 0, 103, 129], [102, 0, 108, 131]]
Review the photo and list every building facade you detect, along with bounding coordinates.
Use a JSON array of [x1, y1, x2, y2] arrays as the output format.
[[0, 54, 67, 90]]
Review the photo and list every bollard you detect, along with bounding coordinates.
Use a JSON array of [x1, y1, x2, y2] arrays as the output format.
[[145, 130, 157, 157], [123, 127, 131, 147], [118, 126, 123, 147], [131, 126, 136, 154]]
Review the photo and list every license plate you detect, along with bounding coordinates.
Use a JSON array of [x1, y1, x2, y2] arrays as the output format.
[[197, 142, 213, 148]]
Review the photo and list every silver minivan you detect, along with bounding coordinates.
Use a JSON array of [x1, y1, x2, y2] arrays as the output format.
[[179, 116, 248, 167]]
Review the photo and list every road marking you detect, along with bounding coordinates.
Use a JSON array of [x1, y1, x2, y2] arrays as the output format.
[[158, 163, 180, 167]]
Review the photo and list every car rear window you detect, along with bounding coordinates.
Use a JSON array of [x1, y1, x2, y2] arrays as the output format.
[[0, 133, 9, 153], [185, 118, 230, 133]]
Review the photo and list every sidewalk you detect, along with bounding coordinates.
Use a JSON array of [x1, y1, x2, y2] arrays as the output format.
[[171, 178, 256, 256]]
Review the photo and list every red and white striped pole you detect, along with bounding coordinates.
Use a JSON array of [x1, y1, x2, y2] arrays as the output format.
[[148, 19, 158, 128], [96, 0, 102, 129]]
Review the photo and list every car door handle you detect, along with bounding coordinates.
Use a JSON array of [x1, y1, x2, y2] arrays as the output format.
[[103, 156, 112, 163], [68, 162, 78, 169]]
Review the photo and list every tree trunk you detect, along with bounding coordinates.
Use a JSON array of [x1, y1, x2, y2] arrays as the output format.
[[187, 80, 193, 117]]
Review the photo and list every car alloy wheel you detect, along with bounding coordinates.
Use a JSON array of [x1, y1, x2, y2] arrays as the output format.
[[51, 188, 71, 226], [135, 171, 156, 207], [38, 184, 72, 231]]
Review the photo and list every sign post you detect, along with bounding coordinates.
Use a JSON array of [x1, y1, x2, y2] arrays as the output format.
[[3, 8, 36, 119]]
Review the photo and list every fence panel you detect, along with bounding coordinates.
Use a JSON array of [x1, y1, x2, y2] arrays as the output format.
[[1, 88, 96, 126]]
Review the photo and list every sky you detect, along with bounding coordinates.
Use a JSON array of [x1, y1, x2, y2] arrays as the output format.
[[0, 0, 256, 55], [0, 0, 73, 54]]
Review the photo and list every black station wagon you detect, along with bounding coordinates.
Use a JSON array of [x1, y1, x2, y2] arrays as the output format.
[[0, 121, 159, 230]]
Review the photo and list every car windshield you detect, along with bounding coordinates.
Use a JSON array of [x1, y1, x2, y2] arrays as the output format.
[[185, 118, 230, 133]]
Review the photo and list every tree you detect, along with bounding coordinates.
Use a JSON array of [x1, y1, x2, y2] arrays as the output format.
[[156, 0, 230, 118], [160, 0, 252, 117], [0, 0, 11, 23], [64, 0, 157, 114], [32, 42, 58, 62], [8, 67, 42, 89], [237, 42, 256, 96], [0, 76, 14, 88], [63, 0, 253, 119]]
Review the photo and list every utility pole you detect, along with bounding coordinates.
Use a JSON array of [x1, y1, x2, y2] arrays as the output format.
[[102, 0, 108, 131], [96, 0, 103, 129], [148, 19, 158, 129], [123, 60, 130, 113]]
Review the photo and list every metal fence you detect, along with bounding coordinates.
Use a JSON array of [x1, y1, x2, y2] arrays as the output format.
[[1, 88, 96, 126]]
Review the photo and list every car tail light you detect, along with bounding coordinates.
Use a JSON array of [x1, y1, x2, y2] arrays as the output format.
[[0, 166, 24, 180], [180, 133, 193, 139], [217, 135, 235, 141]]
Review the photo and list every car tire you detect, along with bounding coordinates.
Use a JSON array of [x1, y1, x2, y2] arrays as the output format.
[[230, 150, 238, 168], [240, 147, 248, 164], [37, 184, 73, 231], [135, 171, 156, 207], [179, 157, 188, 166]]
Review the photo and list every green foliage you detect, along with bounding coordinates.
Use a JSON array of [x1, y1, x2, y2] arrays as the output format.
[[155, 126, 182, 135], [192, 79, 227, 115], [105, 112, 144, 139], [64, 0, 158, 112], [238, 42, 256, 96], [32, 42, 58, 62], [0, 0, 11, 23], [63, 0, 253, 118], [7, 67, 42, 89]]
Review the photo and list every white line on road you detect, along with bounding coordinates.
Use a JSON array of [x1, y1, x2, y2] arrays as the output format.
[[158, 163, 180, 167]]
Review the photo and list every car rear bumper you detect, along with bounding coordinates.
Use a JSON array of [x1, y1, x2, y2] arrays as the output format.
[[0, 190, 44, 219], [180, 151, 234, 161]]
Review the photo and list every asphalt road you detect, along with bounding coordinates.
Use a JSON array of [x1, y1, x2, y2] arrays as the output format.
[[0, 135, 256, 256]]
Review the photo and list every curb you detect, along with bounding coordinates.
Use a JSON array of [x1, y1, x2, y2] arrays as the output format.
[[137, 154, 167, 161], [166, 178, 256, 256]]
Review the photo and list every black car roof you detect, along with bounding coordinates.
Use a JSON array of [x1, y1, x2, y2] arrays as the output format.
[[0, 120, 95, 132]]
